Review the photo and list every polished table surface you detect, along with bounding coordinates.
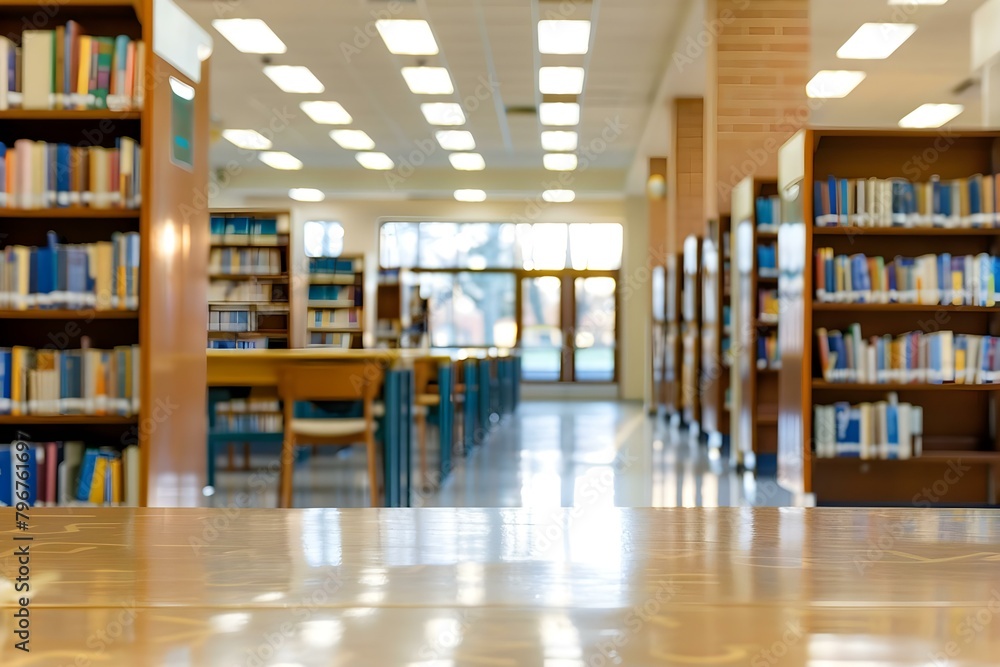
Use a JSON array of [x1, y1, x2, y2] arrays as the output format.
[[2, 507, 1000, 665]]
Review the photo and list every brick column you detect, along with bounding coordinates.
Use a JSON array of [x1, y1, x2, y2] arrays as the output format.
[[670, 97, 705, 250]]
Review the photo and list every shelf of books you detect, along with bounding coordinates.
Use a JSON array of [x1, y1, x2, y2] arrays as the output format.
[[651, 263, 666, 413], [681, 235, 702, 427], [307, 254, 364, 348], [376, 269, 403, 348], [0, 0, 211, 506], [730, 177, 781, 473], [777, 128, 1000, 505], [700, 216, 731, 446], [663, 252, 683, 418], [208, 210, 291, 350]]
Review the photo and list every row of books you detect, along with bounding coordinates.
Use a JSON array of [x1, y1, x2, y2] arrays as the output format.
[[309, 308, 360, 330], [307, 284, 362, 305], [210, 216, 282, 246], [0, 443, 140, 507], [309, 257, 363, 275], [207, 280, 288, 305], [816, 249, 1000, 305], [208, 308, 290, 333], [813, 395, 924, 459], [208, 338, 274, 350], [0, 231, 139, 310], [0, 343, 139, 416], [0, 139, 141, 209], [755, 195, 780, 231], [209, 248, 284, 276], [0, 25, 145, 111], [759, 289, 779, 322], [309, 332, 357, 348], [817, 325, 1000, 384], [758, 331, 780, 370], [213, 398, 282, 433], [758, 244, 777, 274], [813, 174, 1000, 228]]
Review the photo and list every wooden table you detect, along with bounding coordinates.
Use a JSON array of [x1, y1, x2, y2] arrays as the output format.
[[2, 507, 1000, 665]]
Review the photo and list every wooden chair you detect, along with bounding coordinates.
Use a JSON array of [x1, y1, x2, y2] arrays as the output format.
[[277, 362, 384, 508], [413, 359, 441, 488]]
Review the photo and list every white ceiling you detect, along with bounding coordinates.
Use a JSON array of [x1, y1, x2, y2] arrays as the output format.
[[810, 0, 987, 128], [178, 0, 696, 200]]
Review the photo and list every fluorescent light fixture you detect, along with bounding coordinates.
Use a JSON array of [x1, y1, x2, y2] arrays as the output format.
[[259, 151, 303, 170], [539, 102, 580, 126], [542, 189, 575, 203], [435, 130, 476, 151], [539, 66, 585, 95], [356, 152, 395, 170], [289, 188, 324, 202], [898, 103, 964, 128], [837, 23, 916, 59], [888, 0, 947, 5], [222, 129, 272, 150], [330, 130, 376, 150], [543, 153, 578, 171], [538, 20, 591, 55], [449, 152, 486, 171], [805, 70, 866, 98], [421, 103, 466, 126], [454, 189, 487, 202], [299, 101, 353, 125], [375, 19, 439, 55], [541, 130, 578, 151], [401, 67, 454, 95], [212, 18, 286, 54], [263, 65, 324, 93]]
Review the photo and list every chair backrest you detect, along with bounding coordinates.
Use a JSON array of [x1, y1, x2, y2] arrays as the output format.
[[278, 362, 384, 403], [413, 358, 438, 396]]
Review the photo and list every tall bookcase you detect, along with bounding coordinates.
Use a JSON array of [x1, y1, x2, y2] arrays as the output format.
[[306, 254, 364, 348], [778, 128, 1000, 505], [663, 252, 684, 418], [700, 216, 731, 447], [681, 235, 702, 427], [0, 0, 210, 506], [731, 177, 780, 472], [208, 210, 291, 349]]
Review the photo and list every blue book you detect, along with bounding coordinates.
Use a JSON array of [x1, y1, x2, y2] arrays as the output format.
[[840, 179, 849, 224], [67, 248, 89, 309], [834, 402, 861, 457], [56, 144, 71, 206], [254, 218, 278, 236], [828, 176, 838, 220], [0, 349, 10, 415], [76, 449, 99, 501], [226, 217, 251, 236], [970, 176, 982, 223], [210, 216, 226, 236], [814, 181, 824, 223], [0, 445, 38, 506], [939, 253, 951, 304], [885, 404, 899, 459]]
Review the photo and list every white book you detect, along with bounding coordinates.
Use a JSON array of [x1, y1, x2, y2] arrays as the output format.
[[911, 406, 923, 457], [22, 31, 53, 110], [0, 36, 12, 111], [898, 403, 912, 460]]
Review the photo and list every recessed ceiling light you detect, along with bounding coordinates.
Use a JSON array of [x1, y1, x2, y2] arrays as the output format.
[[435, 130, 476, 151], [449, 153, 486, 171], [299, 101, 353, 125], [454, 189, 486, 202], [375, 19, 439, 55], [898, 103, 964, 128], [222, 129, 272, 150], [421, 103, 466, 126], [263, 65, 324, 93], [837, 23, 916, 59], [541, 130, 578, 152], [539, 67, 585, 95], [211, 19, 286, 54], [805, 70, 866, 98], [356, 152, 395, 170], [401, 67, 454, 95], [289, 188, 324, 202], [330, 130, 376, 150], [539, 102, 580, 127], [542, 189, 575, 203], [259, 151, 303, 170], [888, 0, 946, 5], [538, 20, 591, 55], [543, 153, 578, 171]]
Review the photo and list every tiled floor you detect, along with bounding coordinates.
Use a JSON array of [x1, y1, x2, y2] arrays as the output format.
[[209, 400, 794, 509]]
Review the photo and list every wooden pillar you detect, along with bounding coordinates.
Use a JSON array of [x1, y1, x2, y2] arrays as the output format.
[[706, 0, 809, 217], [669, 98, 705, 250]]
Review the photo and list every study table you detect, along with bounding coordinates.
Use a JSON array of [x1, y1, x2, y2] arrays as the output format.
[[2, 507, 1000, 665]]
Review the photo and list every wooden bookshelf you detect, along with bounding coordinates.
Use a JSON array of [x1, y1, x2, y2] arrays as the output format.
[[777, 128, 1000, 506], [663, 253, 684, 418], [681, 235, 702, 427], [730, 177, 780, 472], [700, 216, 730, 446], [376, 274, 403, 349], [0, 0, 211, 506], [207, 210, 291, 350], [305, 254, 365, 348]]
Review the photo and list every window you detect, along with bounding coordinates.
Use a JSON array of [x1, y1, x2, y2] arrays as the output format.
[[304, 221, 344, 258]]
